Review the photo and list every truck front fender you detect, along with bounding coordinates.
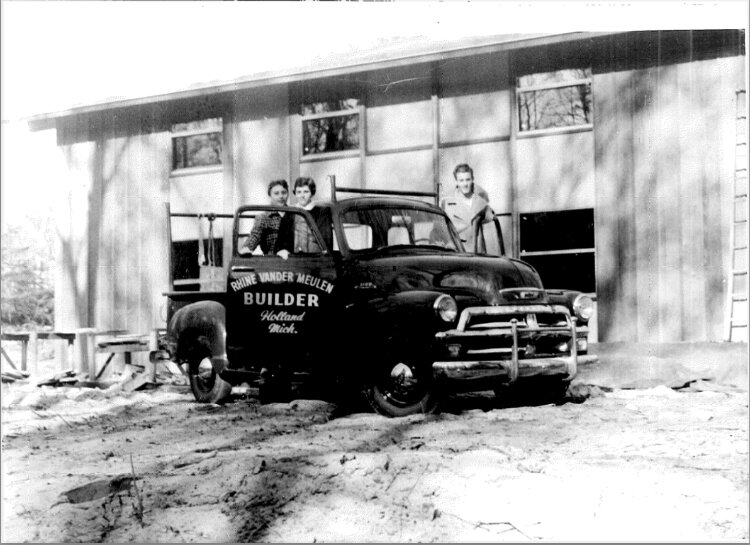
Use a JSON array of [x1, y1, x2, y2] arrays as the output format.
[[168, 300, 229, 374], [359, 290, 449, 354]]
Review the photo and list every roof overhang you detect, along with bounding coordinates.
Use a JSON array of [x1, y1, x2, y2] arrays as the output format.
[[27, 31, 619, 125]]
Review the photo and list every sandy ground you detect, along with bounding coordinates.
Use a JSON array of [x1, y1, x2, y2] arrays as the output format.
[[1, 370, 748, 543]]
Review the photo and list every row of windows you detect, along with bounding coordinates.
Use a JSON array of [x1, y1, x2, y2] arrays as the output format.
[[169, 68, 592, 170]]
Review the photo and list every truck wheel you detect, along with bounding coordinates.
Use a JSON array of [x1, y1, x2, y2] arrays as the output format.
[[188, 355, 232, 404], [366, 360, 438, 417]]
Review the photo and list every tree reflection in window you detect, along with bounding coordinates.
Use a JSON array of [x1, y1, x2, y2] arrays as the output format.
[[517, 68, 592, 132], [301, 99, 360, 155], [171, 118, 223, 170]]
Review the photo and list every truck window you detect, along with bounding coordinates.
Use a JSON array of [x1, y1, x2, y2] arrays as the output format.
[[342, 207, 460, 252], [343, 224, 373, 250]]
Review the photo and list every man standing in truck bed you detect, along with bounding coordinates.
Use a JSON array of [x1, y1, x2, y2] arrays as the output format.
[[440, 163, 494, 250]]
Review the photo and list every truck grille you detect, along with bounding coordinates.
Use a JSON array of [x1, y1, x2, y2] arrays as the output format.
[[454, 304, 574, 359]]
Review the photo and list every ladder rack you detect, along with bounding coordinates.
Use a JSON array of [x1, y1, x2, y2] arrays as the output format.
[[327, 175, 438, 205]]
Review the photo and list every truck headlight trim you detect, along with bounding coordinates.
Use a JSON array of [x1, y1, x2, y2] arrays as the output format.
[[573, 294, 594, 321], [434, 294, 458, 323]]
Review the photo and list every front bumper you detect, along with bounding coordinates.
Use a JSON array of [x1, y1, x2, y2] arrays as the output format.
[[433, 304, 598, 383], [433, 354, 599, 381]]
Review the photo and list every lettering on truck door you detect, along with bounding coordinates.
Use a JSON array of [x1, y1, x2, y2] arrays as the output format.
[[228, 207, 337, 364]]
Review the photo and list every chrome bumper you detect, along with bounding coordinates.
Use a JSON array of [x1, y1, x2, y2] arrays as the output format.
[[433, 354, 599, 381], [433, 308, 597, 383]]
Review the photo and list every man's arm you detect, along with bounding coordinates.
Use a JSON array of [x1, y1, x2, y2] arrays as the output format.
[[243, 214, 267, 251]]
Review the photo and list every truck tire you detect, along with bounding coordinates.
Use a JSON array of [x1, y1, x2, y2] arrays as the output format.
[[365, 359, 438, 417], [188, 353, 232, 404]]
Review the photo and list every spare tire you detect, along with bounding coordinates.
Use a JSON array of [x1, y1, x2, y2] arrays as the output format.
[[188, 351, 232, 404]]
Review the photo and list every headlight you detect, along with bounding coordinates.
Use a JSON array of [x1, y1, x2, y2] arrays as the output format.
[[573, 294, 594, 322], [434, 294, 458, 323]]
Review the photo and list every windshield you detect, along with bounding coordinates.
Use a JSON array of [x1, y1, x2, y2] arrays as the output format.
[[341, 207, 462, 253]]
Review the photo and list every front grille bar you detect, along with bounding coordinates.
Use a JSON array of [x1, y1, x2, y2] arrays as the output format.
[[457, 304, 571, 331]]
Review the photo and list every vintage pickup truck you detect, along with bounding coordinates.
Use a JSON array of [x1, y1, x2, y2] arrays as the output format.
[[157, 184, 597, 417]]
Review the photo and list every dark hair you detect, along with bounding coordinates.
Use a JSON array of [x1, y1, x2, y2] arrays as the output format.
[[453, 163, 474, 179], [267, 179, 288, 195], [293, 177, 316, 196]]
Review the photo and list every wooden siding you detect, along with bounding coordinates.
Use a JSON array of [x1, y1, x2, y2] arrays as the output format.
[[234, 86, 290, 208], [593, 32, 745, 342], [57, 106, 171, 335]]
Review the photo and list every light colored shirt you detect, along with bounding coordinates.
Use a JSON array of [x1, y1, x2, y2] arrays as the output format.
[[440, 188, 494, 250]]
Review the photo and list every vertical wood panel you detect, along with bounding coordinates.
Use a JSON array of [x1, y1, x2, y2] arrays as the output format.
[[114, 113, 132, 330], [235, 87, 290, 207], [699, 57, 727, 342], [677, 51, 709, 341], [222, 101, 235, 274], [95, 114, 114, 331], [655, 51, 684, 342], [54, 119, 76, 330], [126, 109, 140, 331], [593, 64, 638, 342], [69, 114, 94, 328], [111, 111, 125, 331], [139, 106, 157, 332], [87, 115, 103, 332], [632, 64, 660, 342]]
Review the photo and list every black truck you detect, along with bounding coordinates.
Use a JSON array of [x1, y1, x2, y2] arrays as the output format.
[[156, 184, 597, 417]]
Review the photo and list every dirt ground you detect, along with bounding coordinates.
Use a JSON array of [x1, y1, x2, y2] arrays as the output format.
[[1, 372, 748, 543]]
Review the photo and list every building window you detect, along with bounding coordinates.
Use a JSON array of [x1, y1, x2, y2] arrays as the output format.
[[171, 238, 224, 291], [171, 118, 223, 170], [516, 68, 592, 132], [519, 208, 596, 294], [301, 99, 360, 156]]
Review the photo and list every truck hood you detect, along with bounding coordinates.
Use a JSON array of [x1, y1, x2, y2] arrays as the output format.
[[350, 251, 547, 305]]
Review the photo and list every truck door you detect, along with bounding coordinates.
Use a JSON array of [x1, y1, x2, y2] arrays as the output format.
[[227, 206, 337, 369], [474, 216, 506, 256]]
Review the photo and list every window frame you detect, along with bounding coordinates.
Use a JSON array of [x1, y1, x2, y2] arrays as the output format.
[[170, 118, 224, 175], [515, 69, 593, 136], [518, 208, 596, 296], [299, 99, 364, 162]]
